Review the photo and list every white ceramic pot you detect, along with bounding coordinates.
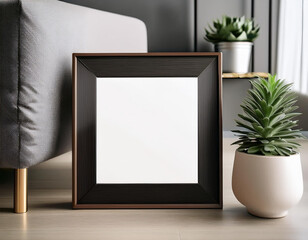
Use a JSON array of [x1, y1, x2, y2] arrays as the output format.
[[215, 42, 252, 73], [232, 150, 303, 218]]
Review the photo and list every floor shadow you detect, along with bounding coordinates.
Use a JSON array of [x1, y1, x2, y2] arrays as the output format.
[[159, 206, 279, 223], [223, 206, 283, 221], [0, 208, 14, 213], [33, 201, 72, 210], [0, 169, 14, 183]]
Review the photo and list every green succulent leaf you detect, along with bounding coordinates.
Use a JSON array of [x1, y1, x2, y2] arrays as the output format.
[[204, 15, 259, 43], [232, 74, 304, 156]]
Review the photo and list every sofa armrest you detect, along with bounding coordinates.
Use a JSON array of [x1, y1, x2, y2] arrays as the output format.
[[0, 0, 147, 168]]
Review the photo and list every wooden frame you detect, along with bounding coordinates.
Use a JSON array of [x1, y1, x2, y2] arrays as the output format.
[[73, 53, 222, 209]]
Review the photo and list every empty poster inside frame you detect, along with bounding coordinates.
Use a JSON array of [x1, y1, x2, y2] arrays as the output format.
[[96, 77, 198, 184]]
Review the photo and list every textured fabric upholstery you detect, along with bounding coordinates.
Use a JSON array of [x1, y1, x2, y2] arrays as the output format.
[[0, 0, 147, 168]]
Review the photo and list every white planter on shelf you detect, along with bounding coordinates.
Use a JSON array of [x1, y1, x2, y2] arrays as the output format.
[[215, 42, 253, 73], [232, 150, 303, 218]]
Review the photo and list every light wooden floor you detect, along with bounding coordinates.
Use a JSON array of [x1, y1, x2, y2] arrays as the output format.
[[0, 138, 307, 240]]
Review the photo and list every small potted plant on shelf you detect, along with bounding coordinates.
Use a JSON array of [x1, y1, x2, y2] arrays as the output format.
[[204, 15, 259, 73], [232, 74, 304, 218]]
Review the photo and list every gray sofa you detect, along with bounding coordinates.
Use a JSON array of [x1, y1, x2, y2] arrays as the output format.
[[0, 0, 147, 212]]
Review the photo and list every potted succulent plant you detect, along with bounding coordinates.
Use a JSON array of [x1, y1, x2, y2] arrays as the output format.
[[204, 16, 259, 73], [232, 74, 304, 218]]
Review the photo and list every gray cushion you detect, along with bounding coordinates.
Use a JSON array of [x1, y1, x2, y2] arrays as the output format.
[[0, 0, 147, 168]]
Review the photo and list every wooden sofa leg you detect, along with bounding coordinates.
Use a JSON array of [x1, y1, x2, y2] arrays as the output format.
[[14, 168, 28, 213]]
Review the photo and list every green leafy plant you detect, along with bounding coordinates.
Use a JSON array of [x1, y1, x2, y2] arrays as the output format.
[[232, 74, 304, 156], [204, 15, 260, 43]]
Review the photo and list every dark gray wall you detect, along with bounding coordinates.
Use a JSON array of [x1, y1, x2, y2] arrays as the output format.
[[62, 0, 278, 130], [197, 0, 271, 73], [270, 0, 280, 74], [223, 78, 251, 131], [62, 0, 272, 73], [197, 0, 252, 52], [61, 0, 195, 52], [253, 0, 270, 73], [197, 0, 273, 130]]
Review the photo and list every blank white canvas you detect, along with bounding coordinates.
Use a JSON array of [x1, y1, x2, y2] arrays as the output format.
[[96, 77, 198, 184]]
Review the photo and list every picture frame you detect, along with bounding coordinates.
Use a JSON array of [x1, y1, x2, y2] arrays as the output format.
[[73, 53, 222, 209]]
